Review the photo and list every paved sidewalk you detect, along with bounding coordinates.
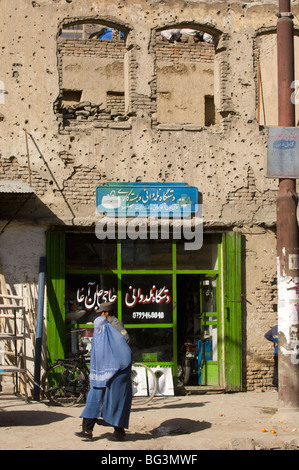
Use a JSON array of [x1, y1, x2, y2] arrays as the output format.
[[1, 389, 299, 451]]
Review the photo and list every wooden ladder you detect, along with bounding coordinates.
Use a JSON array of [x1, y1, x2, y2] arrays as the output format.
[[0, 266, 28, 400]]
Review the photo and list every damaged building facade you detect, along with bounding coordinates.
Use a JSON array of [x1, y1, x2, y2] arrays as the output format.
[[1, 0, 298, 397]]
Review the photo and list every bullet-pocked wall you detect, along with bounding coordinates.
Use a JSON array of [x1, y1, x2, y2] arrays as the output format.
[[254, 27, 299, 127], [1, 0, 297, 393]]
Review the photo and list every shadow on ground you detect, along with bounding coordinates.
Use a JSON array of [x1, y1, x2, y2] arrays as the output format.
[[0, 410, 71, 427], [150, 418, 211, 436], [89, 417, 211, 442], [131, 397, 208, 412]]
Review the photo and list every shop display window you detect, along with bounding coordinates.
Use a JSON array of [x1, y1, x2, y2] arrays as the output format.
[[202, 324, 217, 361], [66, 234, 117, 270], [121, 239, 172, 270], [176, 234, 219, 270], [65, 273, 118, 324], [61, 232, 221, 382], [121, 274, 173, 324], [202, 276, 217, 312], [128, 328, 173, 363]]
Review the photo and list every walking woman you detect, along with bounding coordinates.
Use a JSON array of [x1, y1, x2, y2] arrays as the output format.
[[75, 315, 133, 441]]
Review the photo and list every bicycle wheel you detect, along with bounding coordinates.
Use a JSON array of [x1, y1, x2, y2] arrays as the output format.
[[42, 362, 88, 407], [131, 363, 158, 405]]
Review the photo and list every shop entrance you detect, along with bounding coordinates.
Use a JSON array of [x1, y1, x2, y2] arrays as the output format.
[[177, 274, 219, 386], [46, 230, 242, 391]]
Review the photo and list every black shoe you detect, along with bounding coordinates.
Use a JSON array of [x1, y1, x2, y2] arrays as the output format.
[[109, 430, 125, 441], [96, 418, 110, 427], [75, 431, 93, 441]]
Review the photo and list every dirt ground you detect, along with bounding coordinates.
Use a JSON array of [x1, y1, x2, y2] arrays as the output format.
[[1, 385, 299, 452]]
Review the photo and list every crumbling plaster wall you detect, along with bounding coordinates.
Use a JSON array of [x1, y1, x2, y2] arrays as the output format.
[[0, 0, 283, 226], [256, 32, 299, 127], [1, 0, 299, 390]]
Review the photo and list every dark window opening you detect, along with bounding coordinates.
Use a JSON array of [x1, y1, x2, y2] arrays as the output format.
[[154, 27, 218, 127], [56, 22, 128, 130], [205, 95, 215, 127], [60, 89, 82, 107]]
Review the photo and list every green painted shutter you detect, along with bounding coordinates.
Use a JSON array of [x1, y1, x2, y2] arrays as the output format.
[[223, 231, 242, 391], [46, 231, 65, 365]]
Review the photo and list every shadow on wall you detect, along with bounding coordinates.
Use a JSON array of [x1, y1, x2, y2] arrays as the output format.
[[0, 193, 65, 233]]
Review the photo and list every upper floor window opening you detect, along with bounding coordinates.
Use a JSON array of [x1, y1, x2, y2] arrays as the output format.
[[59, 23, 126, 41], [60, 24, 83, 39], [159, 28, 214, 45], [153, 26, 220, 128], [56, 21, 129, 132]]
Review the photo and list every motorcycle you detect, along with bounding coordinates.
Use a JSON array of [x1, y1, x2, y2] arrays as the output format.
[[177, 341, 199, 386]]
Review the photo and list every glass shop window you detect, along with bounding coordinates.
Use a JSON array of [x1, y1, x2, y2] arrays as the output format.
[[65, 272, 118, 355], [176, 234, 219, 270], [121, 274, 173, 325], [202, 276, 217, 313], [121, 239, 173, 270], [202, 324, 217, 361], [65, 234, 117, 270], [65, 273, 118, 325], [129, 328, 173, 362]]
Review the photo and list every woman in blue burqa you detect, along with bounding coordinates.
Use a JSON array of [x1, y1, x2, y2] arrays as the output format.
[[75, 316, 133, 441]]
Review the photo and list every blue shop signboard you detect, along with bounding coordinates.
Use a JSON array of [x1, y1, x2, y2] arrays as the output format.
[[96, 182, 200, 217]]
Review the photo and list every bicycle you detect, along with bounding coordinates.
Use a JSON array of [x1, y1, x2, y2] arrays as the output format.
[[42, 350, 158, 407]]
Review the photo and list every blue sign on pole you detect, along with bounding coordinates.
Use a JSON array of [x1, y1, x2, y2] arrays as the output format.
[[96, 182, 200, 217]]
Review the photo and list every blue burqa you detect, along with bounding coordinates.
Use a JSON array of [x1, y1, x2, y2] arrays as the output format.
[[80, 316, 133, 429]]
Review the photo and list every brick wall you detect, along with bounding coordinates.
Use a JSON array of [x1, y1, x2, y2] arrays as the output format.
[[58, 38, 126, 58], [154, 40, 214, 63], [56, 34, 216, 130], [0, 156, 47, 196], [0, 1, 286, 391]]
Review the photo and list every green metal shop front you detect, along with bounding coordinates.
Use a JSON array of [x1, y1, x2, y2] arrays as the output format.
[[46, 231, 242, 390]]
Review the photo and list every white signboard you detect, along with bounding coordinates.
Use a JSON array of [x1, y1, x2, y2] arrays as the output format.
[[267, 127, 299, 178]]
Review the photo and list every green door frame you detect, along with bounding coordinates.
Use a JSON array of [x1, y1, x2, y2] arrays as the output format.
[[223, 231, 242, 390], [46, 231, 65, 366], [46, 231, 242, 389], [199, 273, 221, 386]]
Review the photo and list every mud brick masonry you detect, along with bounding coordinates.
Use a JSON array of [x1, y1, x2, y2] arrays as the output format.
[[1, 0, 299, 395]]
